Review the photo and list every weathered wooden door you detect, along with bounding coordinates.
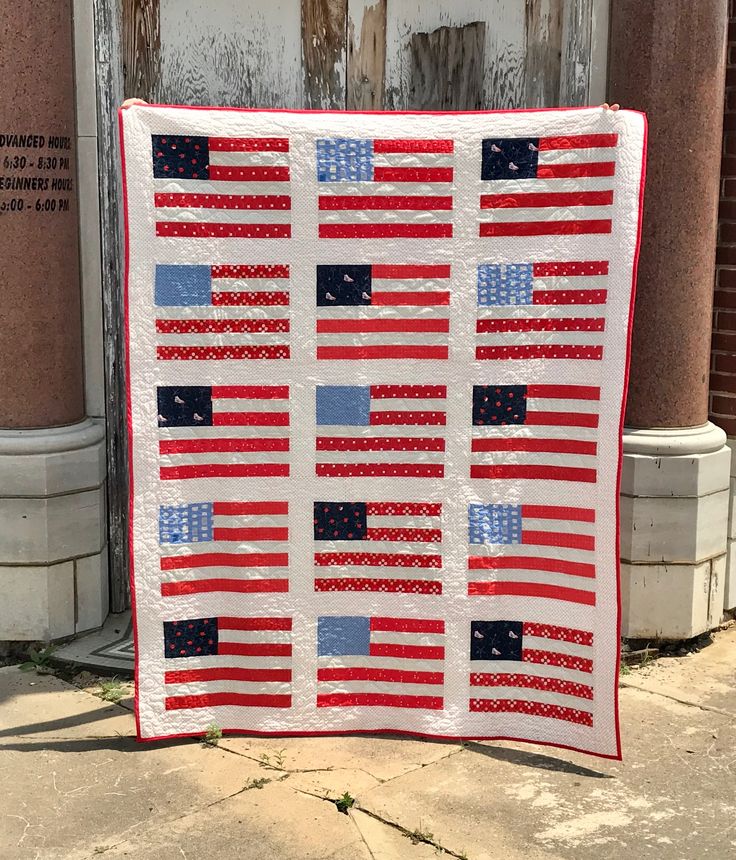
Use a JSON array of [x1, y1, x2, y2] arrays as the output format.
[[96, 0, 607, 609]]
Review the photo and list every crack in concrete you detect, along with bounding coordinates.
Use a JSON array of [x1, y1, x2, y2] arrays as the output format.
[[293, 786, 468, 858], [620, 681, 736, 720]]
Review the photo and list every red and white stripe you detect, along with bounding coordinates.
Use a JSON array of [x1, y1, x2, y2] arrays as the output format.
[[480, 134, 617, 238], [159, 386, 290, 480], [315, 502, 442, 595], [155, 137, 291, 239], [318, 617, 445, 710], [471, 385, 600, 483], [468, 505, 596, 606], [470, 622, 594, 726], [317, 264, 450, 361], [319, 139, 454, 239], [165, 616, 292, 711]]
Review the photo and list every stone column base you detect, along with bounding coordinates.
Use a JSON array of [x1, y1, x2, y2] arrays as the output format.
[[725, 439, 736, 612], [0, 419, 108, 640], [620, 423, 731, 640]]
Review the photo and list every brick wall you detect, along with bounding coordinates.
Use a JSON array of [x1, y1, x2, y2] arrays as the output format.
[[712, 6, 736, 437]]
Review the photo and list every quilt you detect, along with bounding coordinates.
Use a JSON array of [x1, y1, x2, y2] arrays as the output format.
[[120, 104, 646, 758]]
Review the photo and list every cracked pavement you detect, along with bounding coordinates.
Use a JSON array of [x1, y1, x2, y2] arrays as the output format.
[[1, 624, 735, 859]]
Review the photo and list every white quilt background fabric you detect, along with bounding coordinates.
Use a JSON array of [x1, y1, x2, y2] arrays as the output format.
[[121, 105, 645, 758]]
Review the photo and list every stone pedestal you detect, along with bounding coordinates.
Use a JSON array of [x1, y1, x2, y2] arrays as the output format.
[[724, 440, 736, 611], [0, 421, 108, 639], [619, 424, 731, 639], [609, 0, 730, 639], [0, 0, 108, 641]]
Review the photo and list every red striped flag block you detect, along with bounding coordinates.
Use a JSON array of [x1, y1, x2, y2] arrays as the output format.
[[315, 384, 447, 478], [154, 264, 290, 361], [157, 385, 290, 480], [467, 503, 596, 606], [316, 138, 454, 239], [316, 263, 450, 361], [317, 616, 445, 710], [479, 134, 617, 237], [163, 616, 292, 711], [471, 384, 599, 483], [313, 501, 442, 595], [158, 501, 289, 596], [475, 261, 609, 361], [152, 134, 291, 238], [469, 620, 593, 726]]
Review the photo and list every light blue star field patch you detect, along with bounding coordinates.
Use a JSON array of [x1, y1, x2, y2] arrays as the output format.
[[477, 263, 534, 306], [159, 503, 213, 544], [316, 139, 374, 182], [469, 503, 522, 545]]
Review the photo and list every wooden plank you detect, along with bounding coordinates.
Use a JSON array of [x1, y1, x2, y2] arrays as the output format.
[[525, 0, 564, 107], [347, 0, 386, 110], [301, 0, 347, 108], [122, 0, 160, 100], [383, 0, 526, 110], [94, 0, 129, 612], [559, 0, 593, 106], [156, 0, 303, 107], [409, 22, 485, 110]]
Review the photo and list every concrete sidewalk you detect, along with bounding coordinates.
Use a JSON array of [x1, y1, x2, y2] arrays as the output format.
[[1, 627, 735, 860]]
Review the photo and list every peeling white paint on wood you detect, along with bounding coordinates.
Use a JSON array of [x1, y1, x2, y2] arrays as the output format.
[[383, 0, 527, 109], [156, 0, 304, 107]]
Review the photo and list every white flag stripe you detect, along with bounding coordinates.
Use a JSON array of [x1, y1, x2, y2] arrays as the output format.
[[520, 633, 592, 659], [478, 306, 604, 321], [318, 305, 446, 320], [154, 180, 289, 196], [486, 205, 611, 224], [155, 307, 290, 321], [370, 631, 445, 648], [317, 679, 441, 698], [535, 146, 616, 165], [472, 425, 598, 442], [209, 150, 289, 167], [469, 451, 594, 471], [319, 425, 444, 439], [160, 425, 288, 440], [318, 655, 441, 672], [161, 567, 289, 580], [317, 450, 444, 466], [372, 153, 453, 168], [166, 541, 289, 557], [161, 452, 289, 468], [371, 277, 449, 291], [211, 278, 290, 292], [467, 567, 595, 591], [477, 330, 605, 348], [164, 653, 289, 671], [318, 332, 448, 348], [471, 685, 590, 710], [209, 397, 288, 412], [317, 540, 439, 556], [320, 182, 450, 196], [321, 210, 448, 224], [156, 207, 292, 224], [482, 176, 613, 195], [166, 679, 291, 698], [470, 658, 589, 681], [532, 275, 609, 291], [366, 514, 441, 530], [157, 332, 289, 347]]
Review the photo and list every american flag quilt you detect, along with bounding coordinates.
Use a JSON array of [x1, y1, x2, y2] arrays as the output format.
[[121, 105, 646, 758]]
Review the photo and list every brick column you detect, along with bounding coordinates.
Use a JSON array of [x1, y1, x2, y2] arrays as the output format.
[[609, 0, 732, 639], [711, 0, 736, 612], [0, 0, 107, 641]]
